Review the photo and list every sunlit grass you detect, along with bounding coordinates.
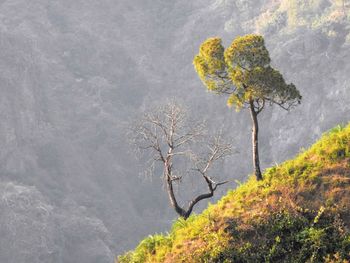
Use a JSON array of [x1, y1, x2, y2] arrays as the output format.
[[118, 123, 350, 262]]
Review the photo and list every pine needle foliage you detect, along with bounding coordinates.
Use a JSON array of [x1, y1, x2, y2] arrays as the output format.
[[193, 35, 301, 111]]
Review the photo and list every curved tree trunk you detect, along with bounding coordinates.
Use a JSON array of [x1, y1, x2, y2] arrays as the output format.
[[165, 166, 215, 219], [166, 177, 187, 218], [249, 100, 263, 181], [164, 159, 221, 219], [164, 159, 187, 218]]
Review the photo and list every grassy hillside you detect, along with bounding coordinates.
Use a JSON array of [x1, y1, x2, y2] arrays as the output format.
[[118, 124, 350, 263]]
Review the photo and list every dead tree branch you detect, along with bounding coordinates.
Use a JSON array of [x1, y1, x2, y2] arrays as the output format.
[[129, 102, 232, 219]]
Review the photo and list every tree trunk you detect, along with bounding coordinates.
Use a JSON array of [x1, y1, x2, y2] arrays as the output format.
[[166, 176, 187, 217], [164, 160, 215, 219], [249, 100, 263, 181], [164, 160, 187, 218], [163, 150, 225, 219]]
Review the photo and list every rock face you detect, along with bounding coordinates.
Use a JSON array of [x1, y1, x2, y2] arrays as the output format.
[[0, 182, 113, 263], [0, 0, 349, 261]]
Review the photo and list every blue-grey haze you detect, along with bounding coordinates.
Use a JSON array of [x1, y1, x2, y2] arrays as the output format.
[[0, 0, 349, 262]]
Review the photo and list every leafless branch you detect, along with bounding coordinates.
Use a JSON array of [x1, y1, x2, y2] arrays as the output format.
[[129, 101, 233, 219], [265, 97, 300, 111], [255, 98, 265, 114]]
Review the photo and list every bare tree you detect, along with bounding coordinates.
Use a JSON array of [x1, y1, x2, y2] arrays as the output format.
[[129, 102, 232, 219]]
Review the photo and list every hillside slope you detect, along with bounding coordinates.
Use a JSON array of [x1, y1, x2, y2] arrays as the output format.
[[118, 123, 350, 262], [1, 0, 350, 259]]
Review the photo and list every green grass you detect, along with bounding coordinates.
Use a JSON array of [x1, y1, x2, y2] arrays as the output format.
[[118, 123, 350, 263]]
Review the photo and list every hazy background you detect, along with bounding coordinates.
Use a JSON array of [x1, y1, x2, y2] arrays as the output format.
[[0, 0, 349, 262]]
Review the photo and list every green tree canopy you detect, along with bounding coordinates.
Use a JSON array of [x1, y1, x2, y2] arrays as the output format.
[[194, 34, 302, 181], [194, 35, 301, 111]]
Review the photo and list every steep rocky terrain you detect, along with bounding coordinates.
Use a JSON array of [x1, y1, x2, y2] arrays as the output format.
[[0, 0, 349, 261]]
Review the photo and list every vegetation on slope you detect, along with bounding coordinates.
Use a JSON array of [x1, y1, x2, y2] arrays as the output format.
[[118, 123, 350, 263], [255, 0, 350, 36]]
